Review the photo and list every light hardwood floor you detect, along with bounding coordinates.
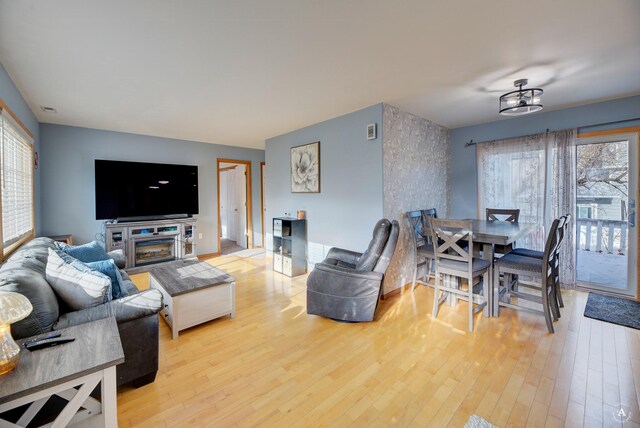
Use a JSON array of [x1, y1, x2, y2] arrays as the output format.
[[118, 252, 640, 427]]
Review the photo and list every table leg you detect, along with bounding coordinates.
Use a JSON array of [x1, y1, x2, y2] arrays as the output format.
[[482, 243, 494, 317], [102, 366, 118, 428]]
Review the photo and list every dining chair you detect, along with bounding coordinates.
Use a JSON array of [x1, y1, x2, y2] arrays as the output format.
[[486, 208, 520, 222], [486, 208, 520, 255], [511, 215, 569, 310], [404, 211, 435, 290], [493, 218, 562, 333], [428, 218, 490, 332]]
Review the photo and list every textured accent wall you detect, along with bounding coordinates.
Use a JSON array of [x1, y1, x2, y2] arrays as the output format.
[[382, 104, 450, 295]]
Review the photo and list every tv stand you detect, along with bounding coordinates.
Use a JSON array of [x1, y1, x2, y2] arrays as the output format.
[[105, 218, 197, 271]]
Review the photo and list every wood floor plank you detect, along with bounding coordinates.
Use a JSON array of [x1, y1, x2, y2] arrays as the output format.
[[115, 254, 640, 427]]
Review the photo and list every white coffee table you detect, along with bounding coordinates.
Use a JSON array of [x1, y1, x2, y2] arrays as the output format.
[[150, 261, 236, 339]]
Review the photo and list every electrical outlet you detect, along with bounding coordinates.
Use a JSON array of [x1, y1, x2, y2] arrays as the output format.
[[198, 233, 203, 240]]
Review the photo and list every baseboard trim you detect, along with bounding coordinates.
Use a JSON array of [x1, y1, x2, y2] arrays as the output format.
[[382, 283, 412, 300], [382, 279, 434, 300], [198, 252, 220, 260]]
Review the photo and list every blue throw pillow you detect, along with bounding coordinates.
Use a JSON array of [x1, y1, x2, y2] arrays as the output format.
[[63, 240, 109, 263], [85, 259, 129, 299]]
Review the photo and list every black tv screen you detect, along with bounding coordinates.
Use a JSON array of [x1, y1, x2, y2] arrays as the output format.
[[95, 160, 199, 220]]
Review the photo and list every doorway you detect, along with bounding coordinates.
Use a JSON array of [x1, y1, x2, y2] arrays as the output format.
[[575, 129, 638, 297], [217, 159, 253, 256], [260, 161, 266, 248]]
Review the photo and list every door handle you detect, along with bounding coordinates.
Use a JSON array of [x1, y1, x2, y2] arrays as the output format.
[[628, 211, 636, 228]]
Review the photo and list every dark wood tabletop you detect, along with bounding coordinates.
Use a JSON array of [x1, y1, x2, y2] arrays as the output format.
[[467, 220, 539, 246], [0, 317, 124, 405], [150, 261, 235, 297]]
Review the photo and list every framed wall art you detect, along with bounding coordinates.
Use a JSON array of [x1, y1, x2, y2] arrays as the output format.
[[291, 141, 320, 193]]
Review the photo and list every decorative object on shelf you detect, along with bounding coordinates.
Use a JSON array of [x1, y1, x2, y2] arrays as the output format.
[[297, 210, 306, 220], [0, 291, 33, 375], [499, 78, 543, 116], [367, 123, 377, 140], [291, 141, 320, 193]]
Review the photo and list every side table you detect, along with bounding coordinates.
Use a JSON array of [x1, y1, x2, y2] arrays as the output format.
[[0, 317, 124, 427], [46, 234, 73, 246]]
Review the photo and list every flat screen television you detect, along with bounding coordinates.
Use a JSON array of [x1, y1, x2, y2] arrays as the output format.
[[95, 160, 199, 220]]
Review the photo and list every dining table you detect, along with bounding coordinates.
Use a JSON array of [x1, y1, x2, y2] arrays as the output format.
[[441, 219, 539, 317]]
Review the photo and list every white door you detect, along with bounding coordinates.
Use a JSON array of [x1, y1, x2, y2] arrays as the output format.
[[576, 132, 638, 297], [220, 171, 228, 239], [236, 164, 248, 248], [227, 169, 237, 242]]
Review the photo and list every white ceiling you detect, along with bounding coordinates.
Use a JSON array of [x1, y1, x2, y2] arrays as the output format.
[[1, 1, 639, 149]]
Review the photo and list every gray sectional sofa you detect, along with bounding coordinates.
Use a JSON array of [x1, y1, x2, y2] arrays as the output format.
[[0, 237, 163, 387]]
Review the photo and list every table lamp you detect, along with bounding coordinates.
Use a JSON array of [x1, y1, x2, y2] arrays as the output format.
[[0, 291, 33, 375]]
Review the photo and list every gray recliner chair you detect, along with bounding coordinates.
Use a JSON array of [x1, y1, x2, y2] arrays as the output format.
[[306, 219, 400, 322]]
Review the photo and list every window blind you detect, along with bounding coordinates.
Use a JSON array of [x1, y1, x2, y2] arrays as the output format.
[[0, 111, 34, 252]]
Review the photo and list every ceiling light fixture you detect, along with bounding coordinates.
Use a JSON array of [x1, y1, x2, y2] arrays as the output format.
[[499, 78, 543, 116]]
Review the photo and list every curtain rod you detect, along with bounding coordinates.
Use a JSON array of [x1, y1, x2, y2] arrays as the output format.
[[464, 117, 640, 147]]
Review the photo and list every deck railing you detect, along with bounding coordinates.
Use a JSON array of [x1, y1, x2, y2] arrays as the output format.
[[576, 218, 628, 255]]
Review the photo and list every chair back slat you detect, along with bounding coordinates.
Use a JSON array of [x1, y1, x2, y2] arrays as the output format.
[[429, 218, 473, 263], [420, 208, 438, 242], [404, 211, 426, 248], [486, 208, 520, 223]]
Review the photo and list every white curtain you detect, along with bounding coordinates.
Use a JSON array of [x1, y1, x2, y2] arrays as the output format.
[[477, 129, 577, 287]]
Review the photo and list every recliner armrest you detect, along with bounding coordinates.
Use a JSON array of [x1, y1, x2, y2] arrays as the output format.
[[308, 263, 384, 299], [325, 247, 362, 267], [53, 289, 163, 330], [313, 262, 383, 282]]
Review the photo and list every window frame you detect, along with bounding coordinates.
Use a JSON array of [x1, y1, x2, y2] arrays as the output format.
[[0, 98, 35, 260]]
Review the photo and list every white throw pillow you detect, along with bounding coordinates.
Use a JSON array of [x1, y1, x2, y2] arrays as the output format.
[[45, 248, 112, 310]]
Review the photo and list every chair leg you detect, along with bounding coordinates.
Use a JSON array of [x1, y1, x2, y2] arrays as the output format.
[[541, 283, 555, 334], [483, 270, 490, 318], [411, 259, 418, 291], [550, 287, 559, 322], [468, 275, 474, 332], [432, 272, 440, 319], [556, 282, 564, 308], [493, 265, 500, 317]]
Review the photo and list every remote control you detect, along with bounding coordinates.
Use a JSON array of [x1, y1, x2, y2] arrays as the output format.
[[22, 332, 61, 347], [24, 337, 75, 351]]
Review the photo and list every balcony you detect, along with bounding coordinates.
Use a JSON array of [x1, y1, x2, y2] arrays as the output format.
[[576, 218, 628, 289]]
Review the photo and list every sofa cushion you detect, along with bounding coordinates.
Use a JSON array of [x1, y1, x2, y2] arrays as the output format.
[[1, 237, 57, 268], [0, 266, 60, 339], [46, 249, 112, 310], [63, 240, 110, 263], [86, 259, 129, 299], [355, 219, 391, 271], [53, 289, 163, 329]]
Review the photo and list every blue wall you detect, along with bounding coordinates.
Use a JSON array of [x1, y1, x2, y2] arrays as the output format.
[[0, 64, 41, 234], [265, 104, 384, 260], [450, 95, 640, 218], [40, 124, 265, 254]]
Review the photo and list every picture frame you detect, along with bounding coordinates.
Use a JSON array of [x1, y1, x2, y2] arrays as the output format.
[[291, 141, 320, 193]]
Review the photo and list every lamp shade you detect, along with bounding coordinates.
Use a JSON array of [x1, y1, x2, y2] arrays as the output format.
[[0, 291, 32, 325], [0, 291, 32, 375]]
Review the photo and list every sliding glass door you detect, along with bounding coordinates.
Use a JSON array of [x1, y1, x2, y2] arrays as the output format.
[[575, 132, 638, 297]]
